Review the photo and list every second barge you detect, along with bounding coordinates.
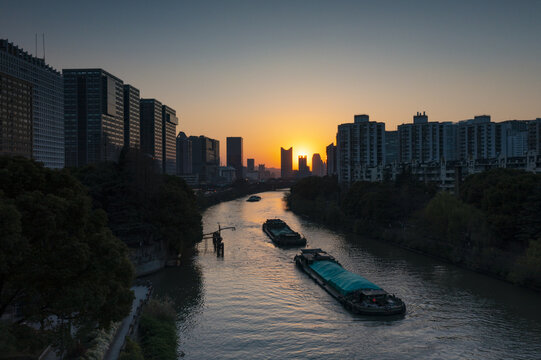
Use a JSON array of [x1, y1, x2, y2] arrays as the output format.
[[262, 219, 307, 247]]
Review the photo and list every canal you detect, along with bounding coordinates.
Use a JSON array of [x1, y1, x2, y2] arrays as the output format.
[[148, 190, 541, 359]]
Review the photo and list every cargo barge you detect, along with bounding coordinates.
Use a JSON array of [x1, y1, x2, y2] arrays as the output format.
[[295, 248, 406, 315], [262, 219, 307, 246]]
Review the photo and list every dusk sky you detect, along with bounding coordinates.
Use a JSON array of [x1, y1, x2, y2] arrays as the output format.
[[2, 0, 541, 168]]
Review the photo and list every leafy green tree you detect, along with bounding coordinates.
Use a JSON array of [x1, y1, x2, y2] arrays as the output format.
[[422, 192, 488, 250], [460, 168, 541, 251], [0, 157, 134, 330], [152, 175, 202, 253], [71, 149, 202, 256]]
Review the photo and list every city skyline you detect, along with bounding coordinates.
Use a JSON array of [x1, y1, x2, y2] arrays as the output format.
[[2, 0, 541, 168]]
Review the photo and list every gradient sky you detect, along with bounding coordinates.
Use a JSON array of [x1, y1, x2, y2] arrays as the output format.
[[2, 0, 541, 168]]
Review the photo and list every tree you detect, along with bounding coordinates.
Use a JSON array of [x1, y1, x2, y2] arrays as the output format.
[[0, 157, 134, 331], [460, 168, 541, 251]]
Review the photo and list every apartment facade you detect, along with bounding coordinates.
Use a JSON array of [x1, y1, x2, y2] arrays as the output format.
[[336, 114, 385, 184]]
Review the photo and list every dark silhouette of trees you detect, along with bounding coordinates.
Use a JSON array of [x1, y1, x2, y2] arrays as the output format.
[[70, 148, 202, 255], [0, 156, 134, 329]]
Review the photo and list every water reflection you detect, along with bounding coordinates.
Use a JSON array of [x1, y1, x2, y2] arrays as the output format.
[[151, 190, 541, 360]]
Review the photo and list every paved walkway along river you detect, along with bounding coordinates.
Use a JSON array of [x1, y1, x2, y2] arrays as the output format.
[[104, 285, 149, 360], [148, 190, 541, 359]]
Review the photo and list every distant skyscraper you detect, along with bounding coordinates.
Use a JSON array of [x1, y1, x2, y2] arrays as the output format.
[[281, 147, 293, 179], [247, 158, 255, 171], [298, 155, 310, 177], [63, 68, 124, 167], [312, 153, 325, 176], [162, 105, 178, 175], [227, 137, 243, 180], [1, 39, 64, 168], [176, 132, 192, 175], [0, 72, 32, 158], [123, 84, 140, 149], [336, 114, 385, 184], [326, 143, 336, 176], [140, 98, 163, 170]]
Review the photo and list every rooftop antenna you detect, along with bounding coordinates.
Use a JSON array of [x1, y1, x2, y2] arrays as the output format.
[[35, 33, 37, 57], [42, 33, 45, 61]]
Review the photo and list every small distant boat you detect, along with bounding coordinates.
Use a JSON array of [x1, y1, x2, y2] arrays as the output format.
[[295, 248, 406, 315], [262, 219, 307, 246], [246, 195, 262, 202]]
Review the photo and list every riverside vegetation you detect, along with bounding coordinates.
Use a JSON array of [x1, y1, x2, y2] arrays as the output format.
[[286, 169, 541, 290], [0, 153, 202, 358]]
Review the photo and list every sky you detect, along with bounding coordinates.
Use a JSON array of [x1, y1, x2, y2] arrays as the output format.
[[2, 0, 541, 168]]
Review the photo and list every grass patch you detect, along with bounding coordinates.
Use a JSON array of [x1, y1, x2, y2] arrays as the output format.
[[138, 299, 177, 360]]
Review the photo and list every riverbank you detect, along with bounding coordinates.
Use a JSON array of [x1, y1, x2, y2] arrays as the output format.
[[286, 172, 541, 291]]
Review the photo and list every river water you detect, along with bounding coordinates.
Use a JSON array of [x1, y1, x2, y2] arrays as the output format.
[[148, 190, 541, 359]]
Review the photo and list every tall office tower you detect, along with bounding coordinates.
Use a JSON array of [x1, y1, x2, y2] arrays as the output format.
[[0, 73, 33, 157], [1, 39, 64, 168], [281, 147, 293, 179], [247, 158, 255, 171], [140, 99, 163, 170], [528, 118, 541, 154], [326, 143, 336, 176], [457, 115, 496, 160], [162, 105, 178, 175], [312, 153, 325, 176], [336, 114, 385, 184], [298, 155, 310, 177], [64, 68, 124, 167], [226, 137, 243, 180], [176, 132, 192, 175], [123, 84, 140, 149], [189, 135, 219, 183]]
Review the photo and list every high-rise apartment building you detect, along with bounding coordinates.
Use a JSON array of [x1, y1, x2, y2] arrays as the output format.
[[528, 118, 541, 154], [64, 68, 124, 167], [226, 137, 243, 180], [336, 114, 385, 184], [123, 84, 140, 149], [385, 131, 398, 164], [162, 105, 178, 175], [281, 147, 293, 179], [496, 120, 529, 157], [0, 73, 32, 158], [176, 132, 192, 175], [457, 115, 496, 160], [1, 39, 64, 168], [140, 98, 163, 170], [398, 112, 443, 163]]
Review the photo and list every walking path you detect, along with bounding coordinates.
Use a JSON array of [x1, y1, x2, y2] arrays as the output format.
[[104, 285, 150, 360]]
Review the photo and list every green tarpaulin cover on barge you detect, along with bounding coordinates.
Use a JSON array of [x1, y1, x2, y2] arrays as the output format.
[[309, 260, 381, 295]]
